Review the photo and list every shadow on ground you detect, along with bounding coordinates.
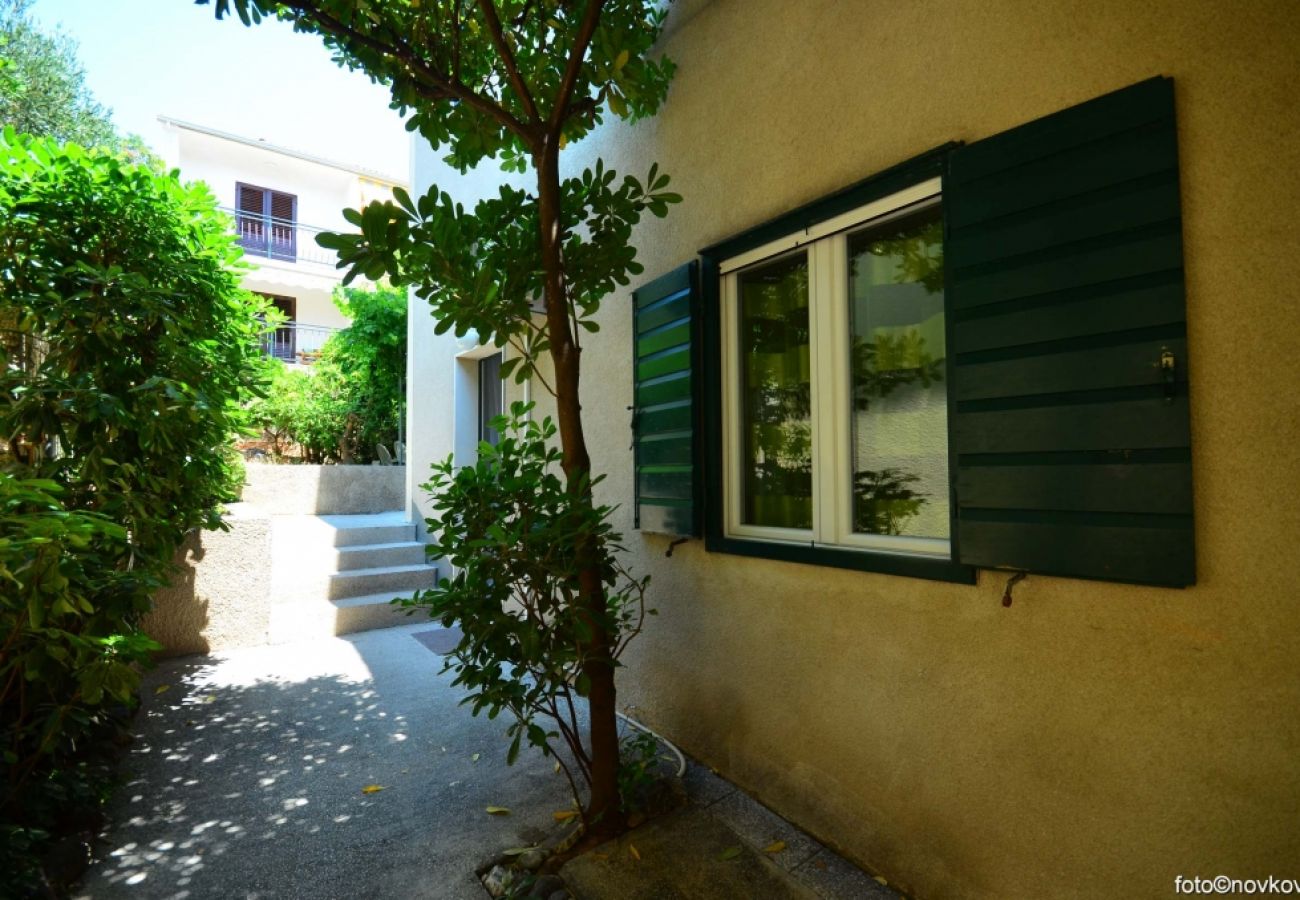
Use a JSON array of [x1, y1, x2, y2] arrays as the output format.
[[75, 623, 575, 900]]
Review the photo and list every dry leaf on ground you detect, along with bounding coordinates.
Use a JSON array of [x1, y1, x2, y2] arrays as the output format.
[[361, 785, 384, 794], [486, 806, 511, 816], [718, 846, 742, 861], [763, 840, 786, 854]]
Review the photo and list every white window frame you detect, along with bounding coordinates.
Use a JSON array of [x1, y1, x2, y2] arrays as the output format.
[[719, 177, 950, 559]]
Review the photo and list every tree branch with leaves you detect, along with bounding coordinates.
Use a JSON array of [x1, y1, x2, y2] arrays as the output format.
[[204, 0, 679, 841]]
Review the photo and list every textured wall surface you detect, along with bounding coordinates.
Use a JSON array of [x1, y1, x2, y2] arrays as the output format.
[[241, 464, 406, 514], [408, 2, 1300, 897], [145, 504, 272, 657]]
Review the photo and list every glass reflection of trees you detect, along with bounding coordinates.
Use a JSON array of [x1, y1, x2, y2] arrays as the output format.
[[739, 254, 812, 530], [849, 210, 947, 538]]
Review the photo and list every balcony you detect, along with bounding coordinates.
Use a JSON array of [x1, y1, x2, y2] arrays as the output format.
[[262, 320, 339, 365], [223, 208, 338, 268]]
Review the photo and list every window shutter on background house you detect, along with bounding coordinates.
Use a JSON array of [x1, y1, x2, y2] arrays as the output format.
[[268, 191, 295, 222], [631, 261, 701, 537], [947, 77, 1195, 586], [236, 183, 263, 216]]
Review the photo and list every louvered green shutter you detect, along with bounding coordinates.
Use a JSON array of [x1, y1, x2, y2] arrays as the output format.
[[947, 77, 1195, 587], [632, 262, 700, 536]]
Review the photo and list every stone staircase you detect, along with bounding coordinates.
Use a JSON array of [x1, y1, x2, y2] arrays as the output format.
[[267, 511, 439, 643]]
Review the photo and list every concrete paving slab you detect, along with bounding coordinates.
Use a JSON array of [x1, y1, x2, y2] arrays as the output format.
[[561, 807, 819, 900], [75, 624, 574, 900], [793, 849, 901, 899], [681, 761, 737, 809], [708, 790, 821, 871]]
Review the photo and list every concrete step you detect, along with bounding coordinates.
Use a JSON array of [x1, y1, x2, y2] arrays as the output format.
[[335, 541, 429, 571], [267, 590, 437, 643], [328, 563, 438, 601], [318, 512, 417, 547]]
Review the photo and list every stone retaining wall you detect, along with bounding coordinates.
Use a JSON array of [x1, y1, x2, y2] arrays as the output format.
[[144, 503, 272, 657], [239, 463, 405, 514]]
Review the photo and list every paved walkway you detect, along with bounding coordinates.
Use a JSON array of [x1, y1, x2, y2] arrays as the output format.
[[75, 624, 900, 900], [76, 623, 573, 900]]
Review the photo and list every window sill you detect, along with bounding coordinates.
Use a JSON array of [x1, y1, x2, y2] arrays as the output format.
[[705, 533, 977, 584]]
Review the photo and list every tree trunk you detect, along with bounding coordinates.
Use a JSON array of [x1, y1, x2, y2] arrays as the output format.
[[534, 136, 624, 838]]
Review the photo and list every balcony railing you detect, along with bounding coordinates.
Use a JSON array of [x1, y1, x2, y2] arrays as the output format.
[[262, 321, 339, 365], [222, 208, 339, 267]]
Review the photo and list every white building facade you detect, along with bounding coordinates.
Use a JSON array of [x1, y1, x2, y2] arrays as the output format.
[[159, 116, 405, 365]]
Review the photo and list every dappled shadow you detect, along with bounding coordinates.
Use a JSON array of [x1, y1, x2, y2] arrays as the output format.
[[75, 625, 575, 900], [143, 534, 211, 658]]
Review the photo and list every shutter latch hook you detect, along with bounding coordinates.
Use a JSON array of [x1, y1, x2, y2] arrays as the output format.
[[1002, 571, 1028, 608], [1159, 347, 1176, 402]]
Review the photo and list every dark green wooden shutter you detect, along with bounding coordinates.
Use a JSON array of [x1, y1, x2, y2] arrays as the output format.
[[632, 262, 700, 536], [947, 77, 1195, 587]]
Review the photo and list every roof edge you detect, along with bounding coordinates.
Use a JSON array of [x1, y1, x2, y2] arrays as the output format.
[[158, 115, 407, 187]]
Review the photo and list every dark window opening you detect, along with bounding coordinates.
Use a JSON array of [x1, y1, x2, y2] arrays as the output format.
[[478, 353, 504, 447], [257, 292, 296, 362]]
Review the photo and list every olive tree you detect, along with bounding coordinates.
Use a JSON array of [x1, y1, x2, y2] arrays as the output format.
[[204, 0, 679, 838]]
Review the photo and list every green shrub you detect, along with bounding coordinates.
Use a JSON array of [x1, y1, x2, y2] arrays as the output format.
[[0, 128, 270, 893], [251, 363, 349, 463], [405, 404, 651, 823], [249, 284, 406, 464], [324, 284, 406, 461]]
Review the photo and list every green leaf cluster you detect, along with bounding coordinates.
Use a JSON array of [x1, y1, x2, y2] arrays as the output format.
[[403, 403, 652, 819], [0, 129, 270, 890], [318, 158, 678, 384]]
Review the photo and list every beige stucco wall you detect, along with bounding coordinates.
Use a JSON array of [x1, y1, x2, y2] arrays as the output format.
[[144, 504, 272, 657], [408, 1, 1300, 897], [585, 1, 1300, 897]]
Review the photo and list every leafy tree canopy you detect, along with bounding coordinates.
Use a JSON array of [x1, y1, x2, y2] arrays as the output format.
[[0, 0, 158, 163], [212, 0, 674, 171]]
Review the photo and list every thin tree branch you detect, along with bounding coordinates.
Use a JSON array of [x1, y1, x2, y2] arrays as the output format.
[[548, 0, 606, 134], [505, 334, 557, 398], [476, 0, 540, 123], [550, 746, 586, 825], [272, 0, 528, 138]]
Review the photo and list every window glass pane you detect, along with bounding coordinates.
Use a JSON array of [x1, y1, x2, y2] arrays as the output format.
[[848, 206, 949, 539], [738, 253, 812, 529]]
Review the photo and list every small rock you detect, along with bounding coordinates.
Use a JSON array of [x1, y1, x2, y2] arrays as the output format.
[[482, 864, 514, 898], [518, 848, 547, 871], [531, 874, 565, 896]]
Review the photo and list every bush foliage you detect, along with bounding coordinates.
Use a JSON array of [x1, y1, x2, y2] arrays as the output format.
[[0, 129, 269, 893], [406, 404, 651, 816], [250, 284, 406, 464]]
